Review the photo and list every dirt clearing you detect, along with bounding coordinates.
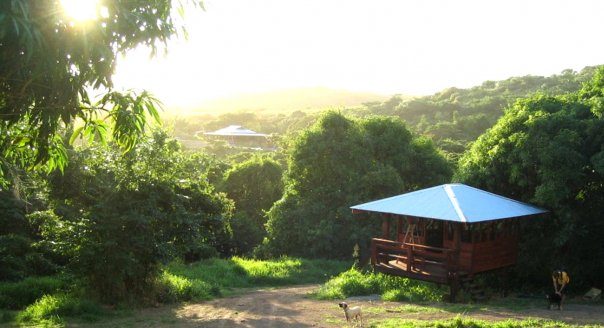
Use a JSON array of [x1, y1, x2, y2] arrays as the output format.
[[100, 285, 604, 327]]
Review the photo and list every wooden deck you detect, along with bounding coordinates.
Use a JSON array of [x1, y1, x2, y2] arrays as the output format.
[[374, 259, 451, 284], [371, 238, 456, 284]]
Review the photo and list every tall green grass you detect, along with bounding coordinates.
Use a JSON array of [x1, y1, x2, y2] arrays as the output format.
[[15, 293, 106, 326], [370, 316, 594, 328], [5, 257, 349, 326], [0, 275, 69, 309], [158, 256, 349, 302], [315, 267, 446, 302]]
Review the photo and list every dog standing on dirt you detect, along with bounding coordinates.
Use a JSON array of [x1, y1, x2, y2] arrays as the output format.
[[547, 292, 563, 310], [338, 302, 363, 326]]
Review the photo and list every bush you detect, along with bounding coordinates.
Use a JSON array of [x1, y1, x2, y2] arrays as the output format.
[[0, 234, 31, 281], [25, 253, 58, 276], [184, 243, 219, 263], [315, 267, 445, 302], [0, 276, 67, 309], [0, 232, 59, 281], [27, 210, 73, 266], [0, 309, 15, 324], [156, 271, 218, 303], [16, 293, 105, 325]]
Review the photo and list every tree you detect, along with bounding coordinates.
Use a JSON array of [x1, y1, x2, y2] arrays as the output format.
[[222, 155, 284, 255], [44, 130, 233, 303], [0, 0, 201, 184], [455, 68, 604, 288], [262, 111, 452, 260]]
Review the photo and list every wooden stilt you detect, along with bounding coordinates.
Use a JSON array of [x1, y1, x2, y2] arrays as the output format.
[[499, 267, 510, 297], [449, 272, 460, 303]]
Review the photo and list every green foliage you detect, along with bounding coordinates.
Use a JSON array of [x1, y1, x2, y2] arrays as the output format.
[[27, 210, 73, 266], [0, 0, 202, 185], [0, 276, 67, 310], [455, 67, 604, 289], [165, 257, 348, 296], [16, 293, 105, 326], [149, 257, 348, 304], [579, 66, 604, 118], [263, 111, 452, 259], [222, 155, 284, 255], [370, 317, 582, 328], [315, 267, 445, 302], [161, 257, 348, 301], [156, 271, 216, 303], [0, 190, 27, 235], [0, 191, 61, 280], [43, 130, 233, 304], [359, 66, 599, 160], [171, 67, 598, 165]]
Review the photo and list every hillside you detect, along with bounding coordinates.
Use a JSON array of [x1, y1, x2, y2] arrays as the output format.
[[188, 87, 391, 114], [168, 66, 601, 159]]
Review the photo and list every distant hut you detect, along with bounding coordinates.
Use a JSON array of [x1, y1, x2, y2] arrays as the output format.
[[351, 183, 547, 301], [203, 125, 271, 149]]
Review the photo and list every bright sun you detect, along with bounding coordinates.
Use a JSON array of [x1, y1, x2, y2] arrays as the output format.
[[61, 0, 99, 21]]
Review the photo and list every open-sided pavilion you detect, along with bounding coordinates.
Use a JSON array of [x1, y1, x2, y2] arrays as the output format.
[[351, 183, 547, 301]]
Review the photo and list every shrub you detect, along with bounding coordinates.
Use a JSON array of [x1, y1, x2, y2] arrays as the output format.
[[157, 272, 193, 303], [25, 253, 58, 276], [0, 276, 67, 309], [315, 267, 445, 302], [184, 243, 219, 263], [16, 293, 105, 325], [156, 271, 219, 303], [0, 309, 15, 323], [0, 234, 31, 281]]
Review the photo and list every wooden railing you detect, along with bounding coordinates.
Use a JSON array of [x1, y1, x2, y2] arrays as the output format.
[[371, 238, 456, 275]]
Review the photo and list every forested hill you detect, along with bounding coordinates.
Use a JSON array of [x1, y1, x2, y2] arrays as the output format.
[[172, 66, 600, 160], [358, 66, 600, 159]]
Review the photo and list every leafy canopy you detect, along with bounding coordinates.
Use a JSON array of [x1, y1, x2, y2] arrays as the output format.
[[455, 67, 604, 287], [44, 130, 233, 302], [0, 0, 200, 182], [262, 111, 452, 259]]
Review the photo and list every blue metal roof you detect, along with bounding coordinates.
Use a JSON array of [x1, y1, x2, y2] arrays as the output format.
[[204, 125, 267, 137], [350, 183, 547, 223]]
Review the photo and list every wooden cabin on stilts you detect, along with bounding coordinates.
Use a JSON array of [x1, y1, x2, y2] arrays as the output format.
[[351, 184, 547, 301]]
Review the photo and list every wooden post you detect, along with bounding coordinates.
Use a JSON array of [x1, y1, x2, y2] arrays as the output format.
[[406, 247, 413, 272], [449, 272, 460, 303], [499, 267, 510, 297], [449, 223, 463, 303], [381, 215, 390, 239], [453, 223, 462, 271], [397, 216, 403, 241], [370, 239, 377, 266]]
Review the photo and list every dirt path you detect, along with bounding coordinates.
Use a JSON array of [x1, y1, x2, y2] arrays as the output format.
[[110, 285, 604, 327]]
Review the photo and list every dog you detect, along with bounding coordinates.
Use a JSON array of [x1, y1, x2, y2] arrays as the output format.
[[338, 302, 363, 326], [547, 292, 563, 310]]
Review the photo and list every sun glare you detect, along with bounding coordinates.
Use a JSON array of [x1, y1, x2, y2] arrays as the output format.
[[61, 0, 99, 22]]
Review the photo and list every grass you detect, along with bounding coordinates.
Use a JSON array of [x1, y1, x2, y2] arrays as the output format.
[[14, 293, 107, 326], [367, 316, 597, 328], [0, 275, 70, 310], [3, 257, 349, 326], [364, 304, 445, 315], [160, 256, 349, 301], [6, 260, 603, 327], [314, 267, 447, 302], [167, 256, 348, 287]]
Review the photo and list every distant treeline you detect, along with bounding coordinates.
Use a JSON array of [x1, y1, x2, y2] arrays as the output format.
[[172, 66, 598, 162]]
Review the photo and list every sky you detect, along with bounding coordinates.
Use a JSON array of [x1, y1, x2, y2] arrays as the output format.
[[111, 0, 604, 111]]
